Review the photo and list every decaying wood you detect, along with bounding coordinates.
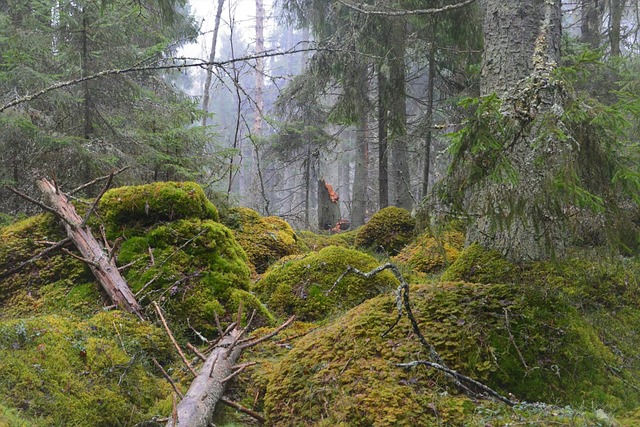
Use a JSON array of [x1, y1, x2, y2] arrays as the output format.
[[34, 178, 144, 319], [166, 315, 295, 427]]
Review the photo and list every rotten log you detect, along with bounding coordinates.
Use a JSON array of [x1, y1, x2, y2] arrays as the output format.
[[36, 178, 144, 319]]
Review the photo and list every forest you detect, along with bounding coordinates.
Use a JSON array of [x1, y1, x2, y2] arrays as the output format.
[[2, 0, 640, 425]]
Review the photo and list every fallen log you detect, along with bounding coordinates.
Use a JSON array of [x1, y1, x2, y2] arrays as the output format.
[[35, 178, 144, 319], [167, 315, 295, 427]]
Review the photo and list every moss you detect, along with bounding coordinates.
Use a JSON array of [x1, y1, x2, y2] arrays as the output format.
[[0, 403, 32, 426], [263, 279, 639, 425], [0, 312, 174, 426], [441, 243, 517, 283], [355, 207, 416, 255], [222, 207, 302, 274], [296, 229, 358, 252], [393, 231, 465, 274], [254, 246, 399, 321], [99, 181, 219, 237]]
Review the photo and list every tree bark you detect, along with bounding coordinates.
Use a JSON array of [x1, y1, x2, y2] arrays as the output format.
[[580, 0, 603, 49], [318, 179, 341, 230], [610, 0, 626, 56], [36, 178, 144, 318], [351, 63, 369, 228], [422, 26, 436, 200], [377, 66, 389, 209], [166, 329, 243, 427]]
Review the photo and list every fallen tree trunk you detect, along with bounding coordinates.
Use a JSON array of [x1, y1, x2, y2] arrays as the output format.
[[167, 315, 295, 427], [36, 178, 144, 319]]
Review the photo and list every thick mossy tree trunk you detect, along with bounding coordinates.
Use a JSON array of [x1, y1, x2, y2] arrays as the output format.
[[463, 0, 567, 261]]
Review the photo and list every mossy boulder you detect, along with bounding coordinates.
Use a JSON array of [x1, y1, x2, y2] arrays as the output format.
[[297, 229, 358, 252], [99, 181, 219, 236], [0, 312, 175, 426], [441, 243, 517, 283], [355, 206, 416, 255], [118, 218, 273, 335], [253, 246, 399, 321], [222, 207, 302, 274], [393, 231, 465, 274], [264, 278, 640, 426]]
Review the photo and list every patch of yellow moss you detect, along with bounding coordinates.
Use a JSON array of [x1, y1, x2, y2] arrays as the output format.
[[263, 277, 640, 425], [253, 246, 399, 321], [0, 312, 175, 426], [355, 206, 416, 255], [99, 181, 219, 237], [222, 207, 302, 274], [393, 231, 464, 274]]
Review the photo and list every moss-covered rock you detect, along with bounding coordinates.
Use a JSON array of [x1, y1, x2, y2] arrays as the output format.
[[254, 246, 399, 321], [0, 312, 174, 426], [222, 207, 302, 274], [119, 218, 273, 335], [99, 181, 219, 236], [441, 243, 517, 283], [355, 206, 416, 255], [297, 229, 358, 252], [393, 231, 465, 274], [264, 279, 639, 426]]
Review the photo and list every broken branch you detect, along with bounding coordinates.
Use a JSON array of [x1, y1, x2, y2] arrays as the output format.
[[153, 301, 198, 378]]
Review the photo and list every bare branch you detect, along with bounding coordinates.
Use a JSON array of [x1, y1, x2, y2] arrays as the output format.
[[68, 166, 129, 195], [240, 315, 296, 350], [153, 301, 198, 378], [81, 171, 115, 226], [7, 186, 73, 227], [219, 397, 265, 424], [153, 357, 184, 400], [0, 237, 71, 279], [336, 0, 476, 16]]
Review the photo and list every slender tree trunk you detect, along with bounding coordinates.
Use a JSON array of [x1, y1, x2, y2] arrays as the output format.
[[201, 0, 225, 127], [81, 12, 93, 140], [352, 109, 368, 228], [580, 0, 602, 49], [388, 18, 412, 211], [422, 27, 436, 200], [377, 66, 389, 209], [610, 0, 626, 56]]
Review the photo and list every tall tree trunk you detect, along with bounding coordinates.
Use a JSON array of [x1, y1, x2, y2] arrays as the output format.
[[580, 0, 603, 49], [201, 0, 225, 127], [377, 66, 389, 209], [422, 26, 436, 200], [610, 0, 626, 56], [388, 18, 412, 211], [467, 0, 564, 261], [352, 110, 368, 228], [81, 12, 93, 140]]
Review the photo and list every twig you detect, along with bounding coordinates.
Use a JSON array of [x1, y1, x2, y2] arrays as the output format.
[[220, 397, 265, 424], [221, 361, 257, 383], [397, 360, 516, 406], [504, 308, 529, 371], [186, 343, 207, 361], [172, 392, 178, 426], [68, 167, 129, 195], [336, 0, 476, 16], [152, 357, 183, 399], [205, 322, 237, 353], [61, 248, 100, 268], [0, 237, 71, 279], [208, 354, 219, 378], [7, 186, 73, 227], [187, 318, 209, 344], [214, 311, 224, 336], [153, 301, 198, 377], [240, 315, 296, 350], [81, 171, 114, 226]]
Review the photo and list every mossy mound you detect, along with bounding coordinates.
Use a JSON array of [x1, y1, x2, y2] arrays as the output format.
[[254, 246, 399, 321], [0, 214, 94, 308], [393, 231, 465, 274], [99, 181, 219, 236], [118, 218, 273, 335], [441, 243, 517, 283], [264, 279, 639, 425], [297, 229, 358, 252], [222, 207, 302, 274], [0, 312, 175, 426], [355, 206, 416, 255]]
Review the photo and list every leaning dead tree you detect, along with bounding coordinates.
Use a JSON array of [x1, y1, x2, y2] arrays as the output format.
[[9, 173, 144, 319]]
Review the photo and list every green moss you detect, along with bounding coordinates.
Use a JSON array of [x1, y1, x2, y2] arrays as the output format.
[[0, 312, 174, 426], [393, 231, 465, 274], [222, 207, 301, 274], [263, 279, 639, 425], [0, 403, 32, 426], [297, 229, 358, 252], [441, 243, 517, 283], [99, 181, 219, 236], [254, 246, 399, 321], [355, 207, 416, 255]]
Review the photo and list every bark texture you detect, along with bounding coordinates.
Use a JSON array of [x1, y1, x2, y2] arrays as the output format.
[[166, 330, 243, 427], [318, 179, 341, 230], [466, 0, 567, 261], [36, 178, 143, 317]]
